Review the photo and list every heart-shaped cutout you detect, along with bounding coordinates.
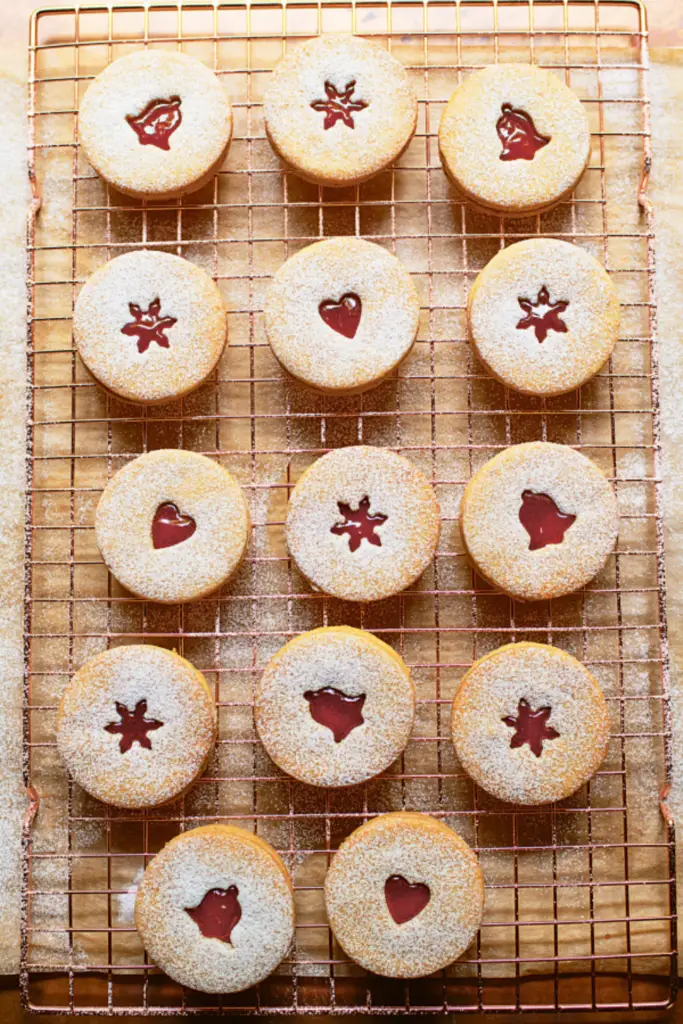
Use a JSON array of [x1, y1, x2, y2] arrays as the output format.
[[319, 293, 362, 339], [152, 502, 196, 550], [186, 886, 242, 944], [385, 874, 430, 925]]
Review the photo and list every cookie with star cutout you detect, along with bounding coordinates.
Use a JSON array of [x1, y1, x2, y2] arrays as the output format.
[[95, 449, 250, 604], [263, 237, 420, 394], [79, 50, 232, 199], [73, 251, 227, 405], [263, 35, 418, 187], [451, 642, 611, 804], [135, 824, 295, 993], [56, 645, 217, 809], [468, 239, 620, 396], [285, 446, 441, 603], [438, 64, 591, 216], [459, 442, 619, 602], [255, 627, 415, 787], [324, 812, 485, 978]]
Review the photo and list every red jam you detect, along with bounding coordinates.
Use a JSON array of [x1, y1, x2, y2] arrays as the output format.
[[384, 875, 430, 925], [303, 687, 366, 743], [519, 491, 576, 551], [319, 293, 362, 339], [330, 496, 387, 552], [152, 503, 196, 550], [496, 103, 550, 161], [517, 286, 569, 343], [310, 80, 368, 130], [186, 886, 242, 944], [121, 298, 177, 354], [503, 698, 559, 758], [126, 97, 182, 150], [104, 699, 163, 754]]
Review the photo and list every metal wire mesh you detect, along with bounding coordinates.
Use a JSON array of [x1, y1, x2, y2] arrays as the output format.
[[23, 0, 677, 1014]]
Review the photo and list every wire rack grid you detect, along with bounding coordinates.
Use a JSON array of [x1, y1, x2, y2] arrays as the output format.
[[23, 0, 677, 1015]]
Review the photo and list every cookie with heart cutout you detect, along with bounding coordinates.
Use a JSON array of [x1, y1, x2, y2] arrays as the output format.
[[263, 34, 418, 187], [79, 50, 232, 199], [324, 812, 484, 978], [73, 250, 227, 405], [451, 642, 611, 805], [438, 64, 591, 216], [285, 446, 441, 603], [95, 449, 250, 604], [254, 626, 415, 788], [468, 238, 620, 396], [263, 237, 420, 394], [135, 824, 295, 993], [459, 442, 618, 602], [56, 645, 216, 809]]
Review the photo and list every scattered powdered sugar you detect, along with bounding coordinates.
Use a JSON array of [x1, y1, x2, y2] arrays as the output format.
[[73, 250, 227, 404], [263, 237, 420, 393], [78, 50, 232, 199], [263, 35, 417, 187], [451, 642, 611, 805], [460, 441, 618, 601], [95, 449, 250, 603], [134, 824, 295, 993], [56, 645, 217, 808], [439, 64, 591, 214], [255, 626, 415, 787], [468, 238, 620, 396], [285, 445, 441, 603], [324, 812, 484, 978]]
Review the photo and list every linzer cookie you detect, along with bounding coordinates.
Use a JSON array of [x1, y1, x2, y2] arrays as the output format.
[[255, 626, 415, 787], [438, 64, 591, 215], [263, 237, 420, 394], [324, 812, 484, 978], [263, 35, 418, 187], [460, 442, 618, 602], [95, 449, 250, 604], [468, 239, 620, 396], [135, 824, 295, 993], [451, 642, 611, 804], [56, 645, 216, 809], [79, 50, 232, 199], [285, 446, 440, 603], [73, 250, 227, 404]]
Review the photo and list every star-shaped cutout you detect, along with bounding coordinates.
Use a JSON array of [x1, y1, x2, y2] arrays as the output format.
[[104, 699, 163, 754], [310, 80, 368, 130], [121, 298, 177, 354], [516, 285, 569, 343], [503, 698, 559, 758], [330, 495, 388, 552]]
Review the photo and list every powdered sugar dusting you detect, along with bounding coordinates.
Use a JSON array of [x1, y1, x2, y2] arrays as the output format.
[[324, 812, 484, 978], [264, 238, 420, 393], [255, 626, 415, 787], [135, 824, 295, 993], [451, 642, 611, 805]]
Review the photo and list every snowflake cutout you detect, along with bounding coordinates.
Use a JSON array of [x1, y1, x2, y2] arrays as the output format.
[[104, 699, 163, 754], [503, 698, 560, 758], [330, 495, 387, 552], [121, 298, 177, 354], [311, 80, 368, 130], [516, 285, 569, 343]]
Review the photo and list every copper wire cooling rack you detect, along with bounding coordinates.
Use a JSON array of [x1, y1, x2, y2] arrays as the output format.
[[23, 0, 677, 1015]]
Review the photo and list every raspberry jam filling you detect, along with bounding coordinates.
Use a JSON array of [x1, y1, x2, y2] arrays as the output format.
[[384, 875, 431, 924], [516, 286, 569, 343], [496, 103, 550, 161], [303, 687, 366, 743], [503, 698, 560, 757], [104, 700, 163, 754], [186, 886, 242, 944], [126, 97, 182, 150], [121, 298, 177, 354], [310, 81, 368, 130], [152, 503, 197, 550], [319, 293, 362, 339], [330, 496, 387, 552], [519, 491, 576, 551]]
